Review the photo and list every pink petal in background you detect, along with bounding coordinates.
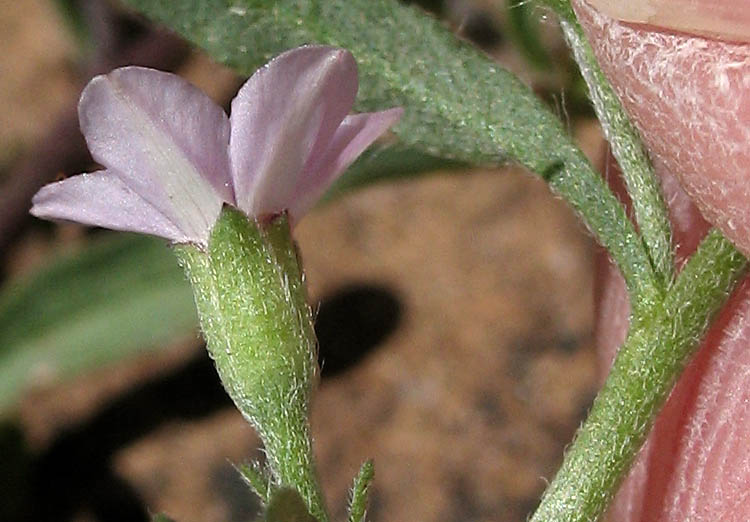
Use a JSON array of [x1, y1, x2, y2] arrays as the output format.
[[290, 107, 404, 221]]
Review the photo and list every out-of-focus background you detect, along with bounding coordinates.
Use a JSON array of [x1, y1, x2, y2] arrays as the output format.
[[0, 0, 606, 520]]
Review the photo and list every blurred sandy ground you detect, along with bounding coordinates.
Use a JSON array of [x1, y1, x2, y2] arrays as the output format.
[[1, 0, 605, 520]]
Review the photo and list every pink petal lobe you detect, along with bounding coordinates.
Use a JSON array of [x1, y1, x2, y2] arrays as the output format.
[[287, 107, 403, 222], [79, 67, 231, 244], [228, 46, 358, 215], [574, 0, 750, 257], [30, 170, 188, 242]]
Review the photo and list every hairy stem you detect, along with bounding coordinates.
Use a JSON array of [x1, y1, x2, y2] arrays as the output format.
[[559, 12, 675, 294], [530, 230, 746, 522]]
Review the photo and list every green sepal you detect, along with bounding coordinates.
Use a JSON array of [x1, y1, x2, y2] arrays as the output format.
[[236, 460, 274, 504], [175, 206, 328, 522]]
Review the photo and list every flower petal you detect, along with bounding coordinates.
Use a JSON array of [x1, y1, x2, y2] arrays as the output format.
[[286, 108, 404, 221], [79, 67, 231, 244], [30, 170, 189, 242], [229, 46, 358, 214]]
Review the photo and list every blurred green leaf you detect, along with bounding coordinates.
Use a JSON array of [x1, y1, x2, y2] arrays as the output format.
[[51, 0, 92, 52], [322, 144, 467, 203], [264, 488, 317, 522], [151, 514, 177, 522], [505, 1, 551, 70], [0, 234, 196, 413]]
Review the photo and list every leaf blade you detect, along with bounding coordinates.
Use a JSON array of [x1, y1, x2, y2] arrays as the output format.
[[0, 234, 196, 413]]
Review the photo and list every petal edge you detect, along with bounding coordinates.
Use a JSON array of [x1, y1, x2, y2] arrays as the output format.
[[31, 171, 194, 244]]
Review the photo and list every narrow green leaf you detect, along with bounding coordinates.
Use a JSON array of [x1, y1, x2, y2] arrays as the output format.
[[122, 0, 661, 329], [556, 10, 675, 292], [348, 460, 374, 522], [236, 460, 273, 504], [0, 234, 196, 414]]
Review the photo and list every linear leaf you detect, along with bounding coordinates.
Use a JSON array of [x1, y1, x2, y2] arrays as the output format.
[[0, 234, 196, 413]]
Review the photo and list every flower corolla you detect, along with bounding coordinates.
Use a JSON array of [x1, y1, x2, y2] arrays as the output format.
[[31, 46, 402, 246]]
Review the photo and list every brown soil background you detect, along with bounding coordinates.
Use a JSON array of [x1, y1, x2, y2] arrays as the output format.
[[2, 1, 606, 520]]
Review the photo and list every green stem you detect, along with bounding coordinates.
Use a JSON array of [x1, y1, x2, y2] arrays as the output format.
[[175, 207, 328, 522], [558, 14, 675, 292], [530, 230, 747, 522]]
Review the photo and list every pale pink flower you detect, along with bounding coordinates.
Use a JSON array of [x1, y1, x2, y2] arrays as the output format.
[[31, 46, 402, 246]]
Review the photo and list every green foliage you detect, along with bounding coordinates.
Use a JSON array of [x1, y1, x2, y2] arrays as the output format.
[[0, 234, 195, 414]]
